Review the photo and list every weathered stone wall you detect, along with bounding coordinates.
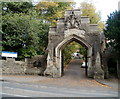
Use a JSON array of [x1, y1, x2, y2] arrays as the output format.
[[25, 55, 47, 75], [44, 9, 105, 79], [0, 55, 46, 75], [1, 58, 26, 75]]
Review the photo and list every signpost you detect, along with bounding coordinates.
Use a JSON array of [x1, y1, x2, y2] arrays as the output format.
[[1, 51, 18, 58]]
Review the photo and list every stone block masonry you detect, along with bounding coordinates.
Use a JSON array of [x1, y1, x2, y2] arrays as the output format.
[[44, 9, 106, 79], [1, 55, 46, 75], [1, 58, 25, 75]]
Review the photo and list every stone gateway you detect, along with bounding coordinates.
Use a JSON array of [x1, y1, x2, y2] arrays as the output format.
[[44, 9, 108, 79]]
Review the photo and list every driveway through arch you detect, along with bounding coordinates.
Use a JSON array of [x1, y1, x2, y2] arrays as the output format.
[[55, 34, 92, 77]]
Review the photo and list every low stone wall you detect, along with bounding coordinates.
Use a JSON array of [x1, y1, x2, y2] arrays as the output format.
[[25, 55, 47, 75], [0, 55, 46, 75], [1, 58, 26, 75]]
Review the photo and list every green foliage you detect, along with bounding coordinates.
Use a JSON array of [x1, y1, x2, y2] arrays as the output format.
[[2, 2, 49, 59], [104, 11, 120, 58], [1, 1, 74, 60], [107, 58, 117, 77], [63, 41, 86, 66], [78, 46, 86, 59], [2, 2, 33, 15], [36, 1, 74, 26], [80, 2, 104, 32], [63, 42, 76, 66], [80, 2, 100, 24]]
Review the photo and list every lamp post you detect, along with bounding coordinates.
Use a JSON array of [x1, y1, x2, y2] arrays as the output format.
[[85, 49, 88, 77], [118, 1, 120, 11]]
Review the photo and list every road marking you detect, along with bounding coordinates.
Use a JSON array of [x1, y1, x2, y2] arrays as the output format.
[[2, 87, 70, 96], [2, 81, 118, 94], [0, 92, 28, 97], [3, 81, 78, 91], [2, 81, 118, 97], [2, 86, 118, 97], [3, 81, 59, 90], [3, 82, 95, 93]]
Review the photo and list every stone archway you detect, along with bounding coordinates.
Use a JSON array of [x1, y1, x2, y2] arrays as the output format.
[[55, 34, 92, 77], [44, 9, 105, 79]]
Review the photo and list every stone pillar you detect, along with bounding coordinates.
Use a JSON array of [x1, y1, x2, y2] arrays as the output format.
[[87, 47, 94, 78], [44, 45, 60, 77], [94, 52, 104, 79], [88, 67, 94, 78], [44, 46, 54, 77], [102, 57, 109, 78]]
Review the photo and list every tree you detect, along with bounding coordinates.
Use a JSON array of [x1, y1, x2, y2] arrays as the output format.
[[63, 42, 78, 66], [2, 2, 49, 59], [63, 41, 86, 66], [2, 2, 33, 15], [104, 11, 120, 58], [80, 2, 104, 32], [2, 1, 75, 60], [36, 0, 74, 25], [104, 11, 120, 78]]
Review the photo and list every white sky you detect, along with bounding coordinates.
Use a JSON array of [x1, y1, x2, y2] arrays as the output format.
[[74, 0, 120, 22], [33, 0, 120, 22]]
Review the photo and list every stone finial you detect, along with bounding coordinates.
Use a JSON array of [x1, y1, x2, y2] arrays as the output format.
[[94, 52, 104, 79], [65, 9, 81, 18], [57, 18, 65, 33], [64, 10, 72, 17], [73, 9, 81, 18], [49, 27, 56, 34], [90, 24, 99, 32]]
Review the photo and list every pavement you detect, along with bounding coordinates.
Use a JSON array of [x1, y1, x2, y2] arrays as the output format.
[[96, 78, 118, 90]]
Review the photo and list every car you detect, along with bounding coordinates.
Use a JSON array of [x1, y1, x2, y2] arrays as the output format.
[[73, 53, 80, 59], [81, 62, 88, 68]]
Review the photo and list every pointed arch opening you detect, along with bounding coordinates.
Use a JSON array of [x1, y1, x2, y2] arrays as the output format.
[[55, 34, 92, 77]]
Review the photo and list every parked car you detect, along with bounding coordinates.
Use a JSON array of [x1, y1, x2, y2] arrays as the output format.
[[73, 53, 79, 59], [81, 62, 88, 68]]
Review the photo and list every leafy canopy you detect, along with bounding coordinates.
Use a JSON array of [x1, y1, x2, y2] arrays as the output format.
[[80, 2, 104, 32], [104, 11, 120, 57], [2, 2, 49, 59], [63, 41, 86, 66], [36, 0, 74, 25], [2, 2, 33, 15]]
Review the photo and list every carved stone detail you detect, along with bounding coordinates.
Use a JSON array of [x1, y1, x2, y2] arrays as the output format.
[[64, 29, 85, 38], [65, 11, 81, 30]]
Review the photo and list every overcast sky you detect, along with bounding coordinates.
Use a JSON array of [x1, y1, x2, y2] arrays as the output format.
[[33, 0, 120, 22]]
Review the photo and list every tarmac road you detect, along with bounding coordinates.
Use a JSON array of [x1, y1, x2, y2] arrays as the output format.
[[0, 59, 119, 98]]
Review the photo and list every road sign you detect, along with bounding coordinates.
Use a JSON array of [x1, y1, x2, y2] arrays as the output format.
[[1, 51, 18, 58]]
